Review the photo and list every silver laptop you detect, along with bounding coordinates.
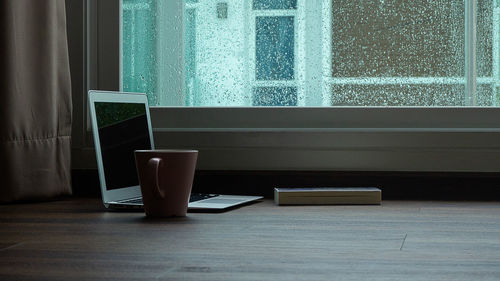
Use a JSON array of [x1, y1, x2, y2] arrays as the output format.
[[88, 90, 262, 210]]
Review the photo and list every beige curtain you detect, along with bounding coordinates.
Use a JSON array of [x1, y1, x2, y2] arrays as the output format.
[[0, 0, 72, 202]]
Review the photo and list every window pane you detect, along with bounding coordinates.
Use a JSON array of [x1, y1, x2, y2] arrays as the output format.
[[330, 0, 466, 106], [253, 0, 297, 10], [120, 0, 499, 106], [122, 0, 158, 105], [253, 87, 297, 106], [332, 1, 464, 78], [256, 16, 294, 80], [331, 84, 466, 106], [476, 0, 496, 105], [477, 84, 495, 106], [477, 0, 493, 77]]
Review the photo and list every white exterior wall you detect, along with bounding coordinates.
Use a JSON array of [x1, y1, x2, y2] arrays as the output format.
[[195, 0, 250, 106], [192, 0, 325, 106]]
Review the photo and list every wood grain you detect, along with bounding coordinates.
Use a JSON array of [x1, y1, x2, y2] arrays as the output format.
[[1, 199, 500, 280]]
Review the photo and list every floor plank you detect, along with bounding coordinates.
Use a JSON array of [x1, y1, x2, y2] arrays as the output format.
[[1, 199, 500, 280]]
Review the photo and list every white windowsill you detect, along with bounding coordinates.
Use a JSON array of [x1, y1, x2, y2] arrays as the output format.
[[72, 106, 500, 172]]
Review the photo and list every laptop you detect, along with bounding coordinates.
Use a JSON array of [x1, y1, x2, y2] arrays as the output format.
[[88, 90, 262, 210]]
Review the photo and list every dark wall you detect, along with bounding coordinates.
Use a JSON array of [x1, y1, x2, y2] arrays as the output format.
[[73, 170, 500, 201]]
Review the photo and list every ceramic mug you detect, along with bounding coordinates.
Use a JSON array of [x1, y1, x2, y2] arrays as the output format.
[[135, 150, 198, 217]]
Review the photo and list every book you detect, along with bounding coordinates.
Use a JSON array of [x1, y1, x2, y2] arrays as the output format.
[[274, 187, 381, 205]]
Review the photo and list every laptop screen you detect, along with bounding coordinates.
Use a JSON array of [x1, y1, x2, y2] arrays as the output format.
[[94, 102, 152, 190]]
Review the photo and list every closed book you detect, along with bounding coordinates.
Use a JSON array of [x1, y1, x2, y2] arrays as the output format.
[[274, 187, 381, 205]]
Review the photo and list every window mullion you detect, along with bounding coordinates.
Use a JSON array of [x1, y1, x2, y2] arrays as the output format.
[[466, 0, 477, 106], [321, 0, 332, 106]]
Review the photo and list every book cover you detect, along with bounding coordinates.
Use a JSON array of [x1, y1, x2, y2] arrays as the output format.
[[274, 187, 381, 205]]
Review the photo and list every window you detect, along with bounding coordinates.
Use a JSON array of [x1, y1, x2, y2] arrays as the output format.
[[84, 0, 500, 172], [121, 0, 499, 107]]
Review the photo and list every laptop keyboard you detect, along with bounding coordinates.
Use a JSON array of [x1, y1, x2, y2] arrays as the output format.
[[121, 193, 219, 205], [189, 193, 219, 202]]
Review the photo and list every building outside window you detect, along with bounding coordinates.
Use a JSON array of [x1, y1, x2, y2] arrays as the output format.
[[121, 0, 500, 107]]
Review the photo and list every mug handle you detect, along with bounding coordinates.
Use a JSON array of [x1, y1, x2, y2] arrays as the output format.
[[148, 158, 166, 198]]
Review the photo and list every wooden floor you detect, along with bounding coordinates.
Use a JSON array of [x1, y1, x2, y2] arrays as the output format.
[[1, 198, 500, 280]]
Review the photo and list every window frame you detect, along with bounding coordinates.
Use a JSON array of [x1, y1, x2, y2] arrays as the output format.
[[76, 0, 500, 172]]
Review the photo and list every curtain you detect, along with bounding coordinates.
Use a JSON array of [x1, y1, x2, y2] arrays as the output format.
[[0, 0, 72, 202]]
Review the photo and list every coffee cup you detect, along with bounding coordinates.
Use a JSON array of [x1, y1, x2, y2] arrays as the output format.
[[134, 150, 198, 217]]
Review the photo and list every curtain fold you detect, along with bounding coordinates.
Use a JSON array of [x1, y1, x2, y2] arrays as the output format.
[[0, 0, 72, 202]]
